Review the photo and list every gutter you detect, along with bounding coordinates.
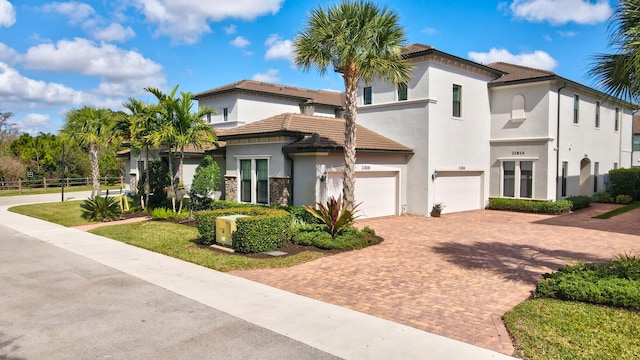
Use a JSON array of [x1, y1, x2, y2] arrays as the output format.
[[556, 82, 567, 200]]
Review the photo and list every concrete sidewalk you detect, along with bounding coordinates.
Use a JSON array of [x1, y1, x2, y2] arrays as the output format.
[[0, 194, 515, 359]]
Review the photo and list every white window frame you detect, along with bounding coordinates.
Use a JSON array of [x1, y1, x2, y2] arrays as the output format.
[[235, 155, 271, 205], [500, 159, 536, 199]]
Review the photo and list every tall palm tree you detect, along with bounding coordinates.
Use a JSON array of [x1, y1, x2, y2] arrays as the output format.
[[590, 0, 640, 102], [114, 98, 161, 208], [294, 0, 412, 204], [146, 85, 216, 211], [62, 106, 114, 196]]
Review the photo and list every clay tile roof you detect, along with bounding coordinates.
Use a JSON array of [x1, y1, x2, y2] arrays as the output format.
[[218, 113, 412, 153], [403, 43, 435, 55], [488, 62, 556, 83], [193, 80, 345, 108]]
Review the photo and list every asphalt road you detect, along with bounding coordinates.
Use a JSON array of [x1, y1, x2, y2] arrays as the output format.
[[0, 225, 338, 360]]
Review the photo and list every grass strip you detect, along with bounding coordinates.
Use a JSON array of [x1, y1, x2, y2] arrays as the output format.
[[592, 201, 640, 219], [504, 298, 640, 360], [9, 200, 95, 227], [90, 221, 326, 272]]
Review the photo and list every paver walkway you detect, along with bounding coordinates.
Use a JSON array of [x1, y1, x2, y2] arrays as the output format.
[[232, 204, 640, 355]]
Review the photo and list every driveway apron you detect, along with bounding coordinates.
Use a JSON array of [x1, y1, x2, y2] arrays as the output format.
[[232, 205, 640, 354]]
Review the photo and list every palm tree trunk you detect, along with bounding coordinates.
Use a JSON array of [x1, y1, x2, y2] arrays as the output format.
[[89, 143, 100, 197], [342, 67, 358, 205]]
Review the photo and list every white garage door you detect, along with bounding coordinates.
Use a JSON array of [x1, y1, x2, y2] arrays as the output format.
[[326, 171, 398, 218], [434, 172, 483, 214]]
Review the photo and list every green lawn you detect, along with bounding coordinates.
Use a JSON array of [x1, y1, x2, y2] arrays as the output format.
[[0, 184, 121, 197], [504, 298, 640, 360], [9, 200, 95, 227], [592, 201, 640, 219], [90, 221, 327, 272]]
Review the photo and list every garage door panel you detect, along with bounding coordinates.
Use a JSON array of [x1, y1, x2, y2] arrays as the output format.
[[435, 172, 483, 214], [327, 171, 397, 218]]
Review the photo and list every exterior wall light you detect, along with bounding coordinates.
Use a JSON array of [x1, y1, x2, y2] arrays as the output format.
[[432, 170, 438, 181], [320, 169, 328, 182]]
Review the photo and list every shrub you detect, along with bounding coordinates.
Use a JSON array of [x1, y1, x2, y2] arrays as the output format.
[[616, 194, 633, 204], [189, 155, 221, 212], [144, 160, 171, 209], [151, 207, 186, 221], [273, 205, 323, 224], [304, 196, 360, 237], [194, 207, 291, 252], [80, 195, 122, 222], [313, 227, 377, 250], [291, 224, 331, 245], [566, 195, 592, 211], [609, 168, 640, 200], [487, 198, 572, 214], [210, 200, 258, 210], [594, 191, 614, 203], [534, 254, 640, 310]]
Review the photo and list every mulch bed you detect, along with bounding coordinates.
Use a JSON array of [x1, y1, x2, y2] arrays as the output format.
[[120, 212, 383, 259]]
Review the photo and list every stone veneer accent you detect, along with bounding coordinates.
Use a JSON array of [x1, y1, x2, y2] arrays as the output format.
[[224, 176, 237, 201], [270, 177, 291, 206], [225, 176, 291, 205]]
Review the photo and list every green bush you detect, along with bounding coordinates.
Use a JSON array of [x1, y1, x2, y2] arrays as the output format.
[[194, 207, 291, 252], [273, 205, 323, 224], [144, 160, 171, 209], [594, 191, 614, 203], [313, 227, 377, 250], [151, 207, 186, 221], [210, 200, 258, 210], [535, 254, 640, 310], [609, 168, 640, 200], [291, 224, 331, 245], [487, 198, 572, 214], [616, 194, 633, 204], [566, 195, 592, 211], [80, 195, 122, 222], [189, 155, 221, 212], [304, 196, 360, 237]]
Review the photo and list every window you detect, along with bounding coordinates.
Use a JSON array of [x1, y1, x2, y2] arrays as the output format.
[[206, 113, 211, 123], [397, 83, 408, 101], [594, 162, 599, 193], [615, 107, 620, 131], [452, 84, 462, 117], [511, 95, 526, 121], [239, 158, 269, 204], [503, 161, 515, 197], [520, 161, 533, 198], [223, 107, 229, 122], [634, 134, 640, 151], [595, 101, 600, 128], [363, 87, 372, 105], [561, 161, 568, 197], [614, 162, 618, 170], [573, 95, 579, 124]]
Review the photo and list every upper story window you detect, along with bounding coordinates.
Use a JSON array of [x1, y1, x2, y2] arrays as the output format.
[[573, 95, 579, 124], [223, 107, 229, 121], [363, 86, 372, 105], [452, 84, 462, 117], [397, 83, 408, 101], [615, 107, 620, 132], [634, 134, 640, 151], [595, 101, 600, 128]]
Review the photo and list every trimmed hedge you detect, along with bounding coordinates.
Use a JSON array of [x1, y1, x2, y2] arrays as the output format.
[[610, 168, 640, 200], [194, 207, 291, 253], [210, 200, 260, 210], [565, 195, 592, 211], [272, 205, 323, 224], [291, 225, 377, 250], [487, 198, 572, 214]]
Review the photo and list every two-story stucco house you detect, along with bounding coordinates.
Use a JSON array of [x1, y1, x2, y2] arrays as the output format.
[[121, 43, 634, 218]]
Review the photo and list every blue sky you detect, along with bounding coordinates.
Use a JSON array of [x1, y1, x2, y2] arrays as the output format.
[[0, 0, 618, 134]]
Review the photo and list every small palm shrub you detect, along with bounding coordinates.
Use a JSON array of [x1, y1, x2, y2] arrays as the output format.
[[304, 195, 360, 238], [616, 194, 633, 204], [80, 196, 122, 222], [151, 207, 186, 221]]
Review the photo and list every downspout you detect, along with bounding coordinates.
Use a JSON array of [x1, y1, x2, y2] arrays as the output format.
[[285, 152, 294, 205], [555, 83, 567, 200]]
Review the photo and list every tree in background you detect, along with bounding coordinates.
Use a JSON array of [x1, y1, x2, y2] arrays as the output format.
[[189, 155, 221, 211], [61, 106, 115, 196], [294, 1, 412, 204], [590, 0, 640, 102]]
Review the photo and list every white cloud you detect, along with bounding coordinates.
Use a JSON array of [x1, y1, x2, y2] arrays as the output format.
[[421, 27, 437, 35], [134, 0, 284, 44], [41, 1, 96, 24], [0, 42, 19, 63], [224, 24, 237, 34], [18, 113, 53, 135], [0, 0, 15, 27], [230, 36, 250, 48], [92, 23, 136, 42], [468, 48, 558, 70], [559, 30, 577, 38], [22, 38, 165, 96], [264, 34, 292, 61], [252, 69, 279, 83], [508, 0, 612, 25]]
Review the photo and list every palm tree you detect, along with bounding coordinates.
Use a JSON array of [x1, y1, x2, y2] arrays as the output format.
[[114, 98, 161, 209], [146, 85, 216, 211], [590, 0, 640, 102], [62, 106, 114, 196], [293, 0, 412, 204]]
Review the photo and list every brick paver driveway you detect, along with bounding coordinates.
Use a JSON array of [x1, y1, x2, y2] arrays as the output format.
[[231, 204, 640, 355]]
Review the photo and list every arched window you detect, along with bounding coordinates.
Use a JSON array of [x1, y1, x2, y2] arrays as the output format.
[[511, 94, 526, 122]]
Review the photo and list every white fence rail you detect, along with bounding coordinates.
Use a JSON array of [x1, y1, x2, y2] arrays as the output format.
[[0, 176, 124, 192]]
